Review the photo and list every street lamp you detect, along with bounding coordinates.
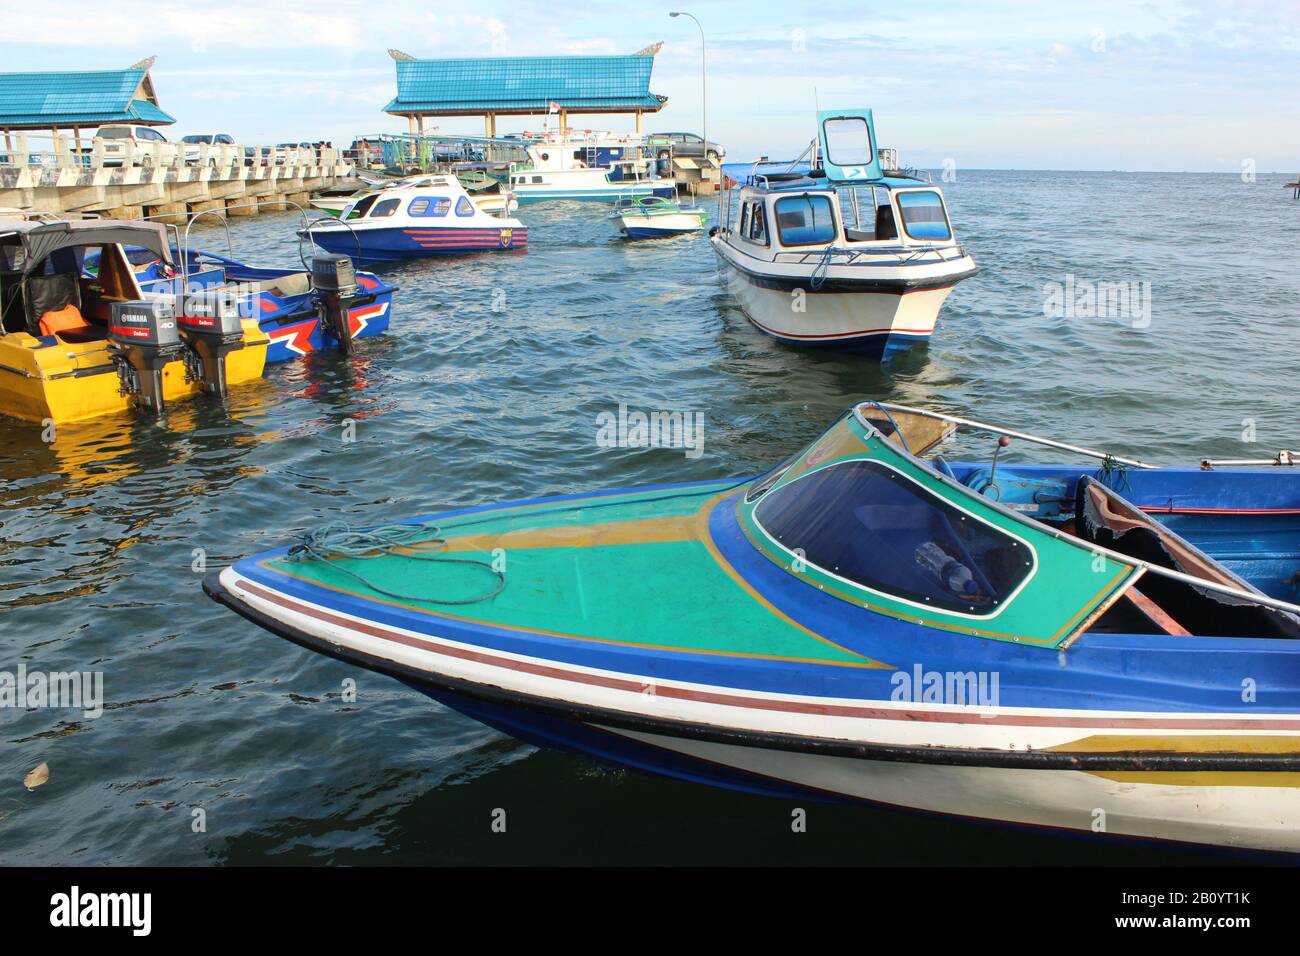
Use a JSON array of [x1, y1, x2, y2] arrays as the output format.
[[670, 11, 709, 197]]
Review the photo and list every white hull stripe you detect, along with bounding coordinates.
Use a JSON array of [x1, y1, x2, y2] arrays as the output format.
[[229, 574, 1300, 736]]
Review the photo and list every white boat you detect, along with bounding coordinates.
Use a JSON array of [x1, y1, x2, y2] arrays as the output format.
[[712, 109, 977, 355], [301, 177, 527, 264], [613, 196, 707, 239], [509, 132, 676, 203]]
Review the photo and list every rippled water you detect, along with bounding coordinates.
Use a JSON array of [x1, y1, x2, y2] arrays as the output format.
[[3, 171, 1297, 865]]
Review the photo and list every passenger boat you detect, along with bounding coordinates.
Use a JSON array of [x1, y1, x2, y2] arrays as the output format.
[[303, 178, 527, 264], [0, 217, 268, 424], [132, 249, 397, 364], [509, 136, 675, 203], [613, 195, 707, 239], [713, 109, 977, 354], [207, 402, 1300, 853]]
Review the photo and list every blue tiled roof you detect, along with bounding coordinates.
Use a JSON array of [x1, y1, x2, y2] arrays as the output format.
[[385, 55, 665, 114], [0, 69, 175, 128]]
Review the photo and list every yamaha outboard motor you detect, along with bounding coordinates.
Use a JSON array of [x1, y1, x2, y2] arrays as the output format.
[[108, 299, 182, 415], [178, 298, 244, 399], [311, 254, 358, 356]]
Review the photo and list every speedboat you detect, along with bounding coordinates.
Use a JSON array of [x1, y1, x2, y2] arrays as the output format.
[[133, 249, 397, 363], [509, 134, 676, 203], [613, 195, 707, 239], [303, 178, 527, 264], [0, 217, 268, 424], [207, 402, 1300, 853], [712, 109, 977, 355]]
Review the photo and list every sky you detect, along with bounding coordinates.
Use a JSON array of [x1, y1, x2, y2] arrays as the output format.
[[4, 0, 1298, 171]]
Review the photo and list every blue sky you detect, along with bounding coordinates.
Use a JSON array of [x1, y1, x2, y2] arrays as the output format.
[[5, 0, 1298, 171]]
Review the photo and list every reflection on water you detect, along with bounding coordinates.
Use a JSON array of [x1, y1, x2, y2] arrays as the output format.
[[1, 173, 1297, 864]]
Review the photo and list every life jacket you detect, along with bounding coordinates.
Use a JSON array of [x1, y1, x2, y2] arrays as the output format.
[[38, 304, 91, 337]]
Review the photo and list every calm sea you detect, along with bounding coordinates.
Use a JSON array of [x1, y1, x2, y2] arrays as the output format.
[[2, 170, 1296, 864]]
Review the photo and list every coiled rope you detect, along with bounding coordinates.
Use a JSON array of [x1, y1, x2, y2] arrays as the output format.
[[286, 520, 506, 606]]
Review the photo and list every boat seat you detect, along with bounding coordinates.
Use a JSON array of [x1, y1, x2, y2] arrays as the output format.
[[1077, 476, 1300, 638], [874, 205, 898, 241], [246, 273, 312, 298], [24, 273, 82, 336]]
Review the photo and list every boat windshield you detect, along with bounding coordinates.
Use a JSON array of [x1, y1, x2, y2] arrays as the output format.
[[752, 458, 1033, 615]]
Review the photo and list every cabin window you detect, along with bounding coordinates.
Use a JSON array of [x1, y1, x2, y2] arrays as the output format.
[[531, 176, 543, 184], [896, 192, 951, 241], [753, 459, 1032, 616], [455, 196, 475, 217], [744, 202, 768, 245], [774, 195, 837, 246], [823, 117, 874, 166], [408, 197, 451, 217], [346, 195, 378, 220], [369, 198, 400, 218]]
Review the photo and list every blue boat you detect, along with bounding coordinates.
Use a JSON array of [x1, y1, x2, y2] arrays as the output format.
[[206, 403, 1300, 853], [132, 250, 397, 362], [300, 179, 527, 265]]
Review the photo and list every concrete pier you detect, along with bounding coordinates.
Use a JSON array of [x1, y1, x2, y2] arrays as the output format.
[[0, 152, 353, 219]]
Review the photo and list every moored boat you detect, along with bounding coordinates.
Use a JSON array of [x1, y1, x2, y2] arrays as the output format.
[[0, 218, 269, 425], [207, 402, 1300, 853], [133, 249, 397, 363], [713, 109, 977, 355], [613, 195, 707, 239], [303, 178, 527, 263], [509, 134, 675, 203]]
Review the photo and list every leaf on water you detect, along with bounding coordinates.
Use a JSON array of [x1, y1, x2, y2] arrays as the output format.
[[23, 762, 49, 791]]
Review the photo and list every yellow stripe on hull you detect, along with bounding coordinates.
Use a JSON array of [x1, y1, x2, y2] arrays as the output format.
[[0, 321, 269, 425]]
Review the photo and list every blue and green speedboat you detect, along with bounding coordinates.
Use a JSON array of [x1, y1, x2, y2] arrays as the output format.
[[206, 403, 1300, 853]]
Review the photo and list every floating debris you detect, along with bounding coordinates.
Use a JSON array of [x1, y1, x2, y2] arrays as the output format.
[[23, 762, 49, 791]]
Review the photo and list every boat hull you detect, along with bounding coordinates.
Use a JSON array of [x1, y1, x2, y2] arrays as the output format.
[[712, 238, 972, 354], [260, 289, 394, 363], [516, 184, 676, 203], [0, 321, 269, 425], [417, 685, 1300, 855], [208, 541, 1300, 856], [619, 212, 706, 239], [304, 225, 527, 263]]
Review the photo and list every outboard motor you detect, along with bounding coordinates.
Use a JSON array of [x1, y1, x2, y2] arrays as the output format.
[[178, 298, 245, 399], [311, 254, 358, 356], [108, 299, 182, 415]]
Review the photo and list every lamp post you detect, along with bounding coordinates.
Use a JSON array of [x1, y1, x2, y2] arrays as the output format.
[[669, 11, 709, 197]]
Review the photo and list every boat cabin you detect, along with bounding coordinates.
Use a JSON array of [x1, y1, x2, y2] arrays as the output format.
[[723, 175, 958, 256], [0, 219, 168, 341]]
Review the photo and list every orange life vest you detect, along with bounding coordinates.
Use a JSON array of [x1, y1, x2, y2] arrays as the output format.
[[38, 304, 91, 337]]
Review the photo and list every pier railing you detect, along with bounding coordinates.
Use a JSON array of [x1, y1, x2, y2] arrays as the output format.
[[0, 133, 345, 172]]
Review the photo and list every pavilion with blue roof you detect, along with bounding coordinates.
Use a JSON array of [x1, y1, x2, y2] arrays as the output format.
[[383, 46, 667, 136], [0, 56, 174, 150]]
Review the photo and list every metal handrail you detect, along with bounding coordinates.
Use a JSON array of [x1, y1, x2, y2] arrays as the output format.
[[299, 214, 363, 266], [867, 403, 1157, 469]]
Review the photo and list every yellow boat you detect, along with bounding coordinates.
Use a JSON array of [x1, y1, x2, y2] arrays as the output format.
[[0, 218, 268, 426]]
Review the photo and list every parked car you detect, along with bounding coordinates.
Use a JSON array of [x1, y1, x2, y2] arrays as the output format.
[[646, 132, 725, 163], [180, 133, 236, 166], [243, 146, 272, 167], [93, 125, 170, 168]]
